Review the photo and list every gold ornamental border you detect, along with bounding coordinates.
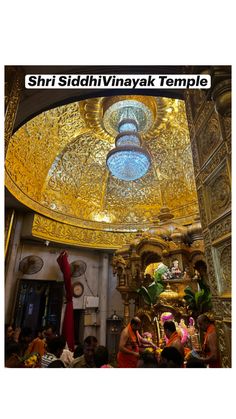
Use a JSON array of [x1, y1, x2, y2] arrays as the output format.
[[6, 167, 199, 234], [32, 213, 138, 250], [5, 170, 145, 232], [80, 95, 171, 141]]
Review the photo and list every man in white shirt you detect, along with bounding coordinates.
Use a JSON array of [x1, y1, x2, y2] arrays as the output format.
[[41, 336, 66, 367]]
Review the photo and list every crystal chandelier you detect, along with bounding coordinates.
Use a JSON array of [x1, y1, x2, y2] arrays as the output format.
[[106, 117, 151, 181]]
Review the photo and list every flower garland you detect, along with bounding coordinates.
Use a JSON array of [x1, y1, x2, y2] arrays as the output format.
[[21, 352, 41, 368], [178, 325, 189, 344]]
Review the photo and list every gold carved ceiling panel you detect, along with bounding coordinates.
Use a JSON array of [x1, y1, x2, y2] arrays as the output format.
[[32, 213, 137, 249], [5, 95, 198, 236]]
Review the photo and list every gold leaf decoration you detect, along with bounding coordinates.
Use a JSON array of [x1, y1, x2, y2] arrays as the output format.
[[5, 96, 198, 239]]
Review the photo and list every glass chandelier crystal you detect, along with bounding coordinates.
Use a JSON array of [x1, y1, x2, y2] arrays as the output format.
[[106, 118, 151, 181]]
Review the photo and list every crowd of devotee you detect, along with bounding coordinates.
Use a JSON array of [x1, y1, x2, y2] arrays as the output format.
[[4, 314, 220, 368]]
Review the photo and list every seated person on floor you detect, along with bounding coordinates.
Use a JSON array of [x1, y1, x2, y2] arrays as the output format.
[[137, 351, 158, 368], [94, 345, 113, 368]]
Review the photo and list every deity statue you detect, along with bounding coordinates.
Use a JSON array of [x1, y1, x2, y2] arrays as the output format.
[[170, 259, 182, 279]]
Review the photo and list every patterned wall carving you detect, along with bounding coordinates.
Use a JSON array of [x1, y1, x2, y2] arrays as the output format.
[[197, 112, 222, 167], [190, 140, 200, 174], [213, 240, 231, 294], [185, 83, 231, 367], [210, 213, 231, 242], [200, 143, 228, 184], [212, 297, 231, 319], [203, 247, 218, 295], [205, 164, 231, 222], [187, 89, 206, 122], [219, 116, 231, 153], [196, 187, 207, 230], [193, 101, 214, 135], [32, 213, 137, 250], [216, 320, 231, 368]]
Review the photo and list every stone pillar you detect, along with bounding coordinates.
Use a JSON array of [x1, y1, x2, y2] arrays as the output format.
[[185, 66, 231, 367], [5, 213, 24, 323], [99, 253, 109, 345]]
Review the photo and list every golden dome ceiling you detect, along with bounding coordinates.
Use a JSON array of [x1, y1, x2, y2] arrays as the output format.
[[5, 95, 199, 241]]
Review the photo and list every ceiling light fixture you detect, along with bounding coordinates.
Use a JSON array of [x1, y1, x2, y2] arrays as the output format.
[[106, 117, 151, 181]]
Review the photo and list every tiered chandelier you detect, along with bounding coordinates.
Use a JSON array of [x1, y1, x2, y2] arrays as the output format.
[[106, 116, 151, 181]]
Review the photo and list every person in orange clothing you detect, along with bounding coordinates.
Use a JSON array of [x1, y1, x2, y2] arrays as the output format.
[[117, 317, 156, 368], [196, 314, 221, 368], [163, 320, 185, 361], [25, 328, 46, 357]]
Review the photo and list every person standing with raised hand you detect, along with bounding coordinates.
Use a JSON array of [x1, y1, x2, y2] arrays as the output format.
[[117, 316, 156, 368]]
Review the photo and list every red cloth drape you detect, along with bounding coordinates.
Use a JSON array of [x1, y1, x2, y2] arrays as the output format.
[[57, 251, 74, 352]]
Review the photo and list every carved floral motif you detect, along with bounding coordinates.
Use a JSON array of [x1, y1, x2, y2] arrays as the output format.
[[210, 214, 231, 242], [32, 214, 137, 249], [212, 298, 231, 319], [218, 243, 231, 293], [197, 113, 222, 166], [207, 171, 231, 221], [216, 320, 231, 368], [200, 143, 228, 183]]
